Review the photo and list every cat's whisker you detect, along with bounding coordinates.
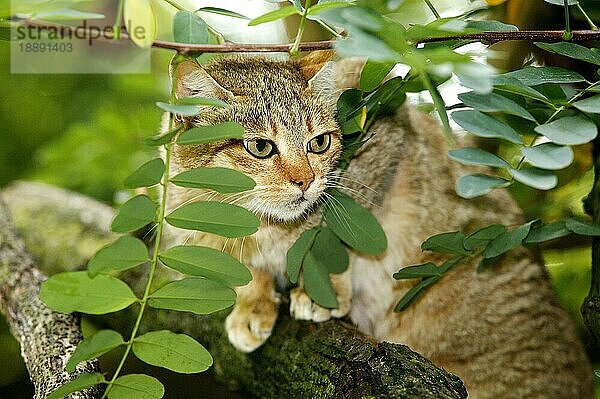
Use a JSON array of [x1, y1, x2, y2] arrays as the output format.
[[331, 174, 379, 194], [322, 191, 358, 241]]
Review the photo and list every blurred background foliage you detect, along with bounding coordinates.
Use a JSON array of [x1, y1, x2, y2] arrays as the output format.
[[1, 0, 599, 397]]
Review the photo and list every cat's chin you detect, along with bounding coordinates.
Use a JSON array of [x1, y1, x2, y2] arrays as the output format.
[[247, 198, 316, 223]]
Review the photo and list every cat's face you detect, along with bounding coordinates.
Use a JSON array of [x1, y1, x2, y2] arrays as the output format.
[[173, 55, 343, 222]]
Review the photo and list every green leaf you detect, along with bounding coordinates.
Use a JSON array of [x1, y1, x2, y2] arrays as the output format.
[[421, 231, 469, 255], [40, 272, 138, 315], [156, 102, 201, 117], [303, 254, 338, 308], [483, 221, 536, 259], [448, 148, 509, 168], [133, 330, 212, 373], [32, 9, 105, 20], [543, 0, 578, 5], [565, 218, 600, 236], [166, 201, 259, 238], [502, 66, 585, 86], [307, 1, 352, 15], [171, 167, 256, 193], [464, 224, 507, 250], [393, 262, 441, 279], [66, 330, 125, 372], [248, 5, 299, 26], [286, 228, 319, 284], [87, 236, 148, 278], [394, 276, 440, 312], [360, 61, 396, 92], [178, 96, 230, 108], [123, 158, 164, 188], [173, 10, 209, 44], [521, 143, 574, 170], [324, 191, 387, 254], [108, 374, 164, 399], [123, 0, 156, 48], [111, 195, 156, 233], [145, 126, 181, 147], [573, 95, 600, 114], [148, 278, 236, 314], [457, 92, 535, 121], [492, 75, 550, 103], [311, 227, 349, 274], [176, 122, 245, 145], [159, 246, 252, 287], [455, 174, 510, 199], [524, 220, 571, 244], [47, 372, 106, 399], [452, 110, 522, 144], [336, 89, 364, 134], [509, 168, 558, 190], [196, 7, 249, 19], [534, 116, 598, 145], [535, 42, 600, 66]]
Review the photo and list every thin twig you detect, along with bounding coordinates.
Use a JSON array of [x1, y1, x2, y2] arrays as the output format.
[[15, 20, 600, 54]]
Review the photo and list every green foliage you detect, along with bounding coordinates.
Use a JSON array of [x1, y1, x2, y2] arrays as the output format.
[[40, 271, 138, 315], [165, 202, 260, 237], [132, 330, 212, 373], [87, 236, 148, 277], [123, 158, 165, 189], [395, 217, 600, 310], [66, 330, 125, 372], [324, 190, 387, 255], [176, 122, 245, 145], [159, 246, 252, 286], [148, 278, 236, 314], [173, 10, 210, 44], [108, 374, 164, 399], [110, 195, 157, 233], [47, 373, 106, 399], [39, 83, 258, 397], [171, 167, 256, 193]]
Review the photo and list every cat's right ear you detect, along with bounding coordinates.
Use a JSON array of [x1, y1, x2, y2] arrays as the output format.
[[172, 59, 234, 101]]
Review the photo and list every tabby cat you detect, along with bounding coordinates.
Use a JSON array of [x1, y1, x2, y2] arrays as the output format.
[[165, 52, 593, 398]]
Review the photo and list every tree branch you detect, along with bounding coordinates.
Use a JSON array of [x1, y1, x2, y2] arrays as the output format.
[[0, 191, 100, 399], [16, 20, 600, 54], [1, 181, 467, 399]]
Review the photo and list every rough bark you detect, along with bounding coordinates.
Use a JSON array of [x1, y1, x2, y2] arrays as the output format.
[[582, 139, 600, 345], [0, 191, 100, 399], [1, 181, 467, 399]]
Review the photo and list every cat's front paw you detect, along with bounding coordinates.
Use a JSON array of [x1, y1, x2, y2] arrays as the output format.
[[225, 295, 279, 352], [289, 287, 351, 322]]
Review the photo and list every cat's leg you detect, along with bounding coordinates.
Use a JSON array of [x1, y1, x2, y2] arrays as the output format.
[[290, 269, 352, 322], [225, 267, 280, 352]]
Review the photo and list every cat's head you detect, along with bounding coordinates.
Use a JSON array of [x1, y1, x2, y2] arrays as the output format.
[[172, 52, 343, 222]]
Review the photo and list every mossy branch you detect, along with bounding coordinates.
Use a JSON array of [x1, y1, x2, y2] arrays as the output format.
[[0, 193, 100, 399]]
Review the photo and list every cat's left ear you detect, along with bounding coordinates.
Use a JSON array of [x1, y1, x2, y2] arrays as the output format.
[[295, 50, 337, 107]]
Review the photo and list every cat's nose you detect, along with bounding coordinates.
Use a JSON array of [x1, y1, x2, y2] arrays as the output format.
[[291, 176, 314, 191]]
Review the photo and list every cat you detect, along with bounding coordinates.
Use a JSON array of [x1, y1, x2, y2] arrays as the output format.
[[165, 52, 594, 398]]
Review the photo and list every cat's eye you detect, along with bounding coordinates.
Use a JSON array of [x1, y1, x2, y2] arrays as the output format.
[[307, 134, 331, 154], [244, 139, 276, 159]]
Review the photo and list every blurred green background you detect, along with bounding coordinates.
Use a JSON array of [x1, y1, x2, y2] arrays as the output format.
[[1, 0, 600, 397]]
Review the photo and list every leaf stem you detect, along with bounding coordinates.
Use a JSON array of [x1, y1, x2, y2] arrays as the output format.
[[576, 3, 598, 30], [163, 0, 184, 11], [563, 0, 573, 40], [290, 0, 312, 56], [100, 143, 173, 398], [113, 0, 124, 40], [421, 72, 455, 146], [423, 0, 441, 20]]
